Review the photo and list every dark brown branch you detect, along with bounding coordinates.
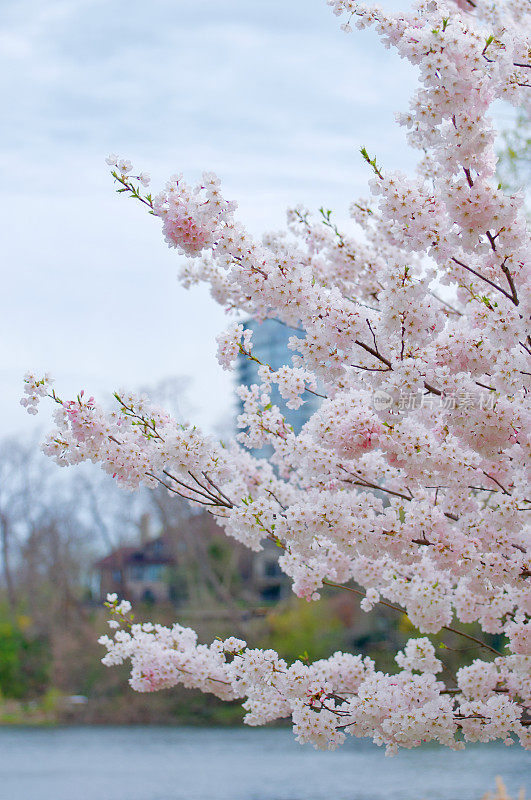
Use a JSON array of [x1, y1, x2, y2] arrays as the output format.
[[354, 339, 442, 396], [162, 469, 222, 505], [202, 472, 234, 507], [451, 257, 516, 304], [500, 260, 519, 306]]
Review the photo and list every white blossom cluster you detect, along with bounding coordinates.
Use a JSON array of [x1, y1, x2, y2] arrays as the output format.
[[24, 0, 530, 751], [100, 596, 530, 753], [20, 372, 53, 415], [153, 172, 237, 256], [216, 323, 253, 370]]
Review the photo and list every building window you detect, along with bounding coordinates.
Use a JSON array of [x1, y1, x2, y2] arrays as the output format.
[[261, 584, 281, 602], [130, 564, 164, 582], [264, 560, 281, 578], [130, 565, 144, 581], [144, 564, 164, 582]]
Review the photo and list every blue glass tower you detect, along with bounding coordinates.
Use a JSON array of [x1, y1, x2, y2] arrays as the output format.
[[235, 318, 321, 441]]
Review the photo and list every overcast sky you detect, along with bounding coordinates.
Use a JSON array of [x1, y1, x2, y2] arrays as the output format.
[[1, 0, 416, 439]]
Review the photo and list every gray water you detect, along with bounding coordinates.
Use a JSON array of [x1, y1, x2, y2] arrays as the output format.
[[0, 726, 528, 800]]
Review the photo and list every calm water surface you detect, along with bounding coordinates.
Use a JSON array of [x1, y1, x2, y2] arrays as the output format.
[[0, 726, 528, 800]]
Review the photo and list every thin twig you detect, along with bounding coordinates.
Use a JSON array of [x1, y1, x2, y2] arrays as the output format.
[[322, 580, 503, 657]]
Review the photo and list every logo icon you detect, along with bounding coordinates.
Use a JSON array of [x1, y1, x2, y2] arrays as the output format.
[[372, 390, 393, 411]]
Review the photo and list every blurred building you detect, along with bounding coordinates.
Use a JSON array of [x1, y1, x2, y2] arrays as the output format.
[[235, 318, 321, 440], [94, 511, 288, 605], [95, 535, 174, 604]]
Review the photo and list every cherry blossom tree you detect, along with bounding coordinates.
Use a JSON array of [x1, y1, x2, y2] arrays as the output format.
[[23, 0, 530, 754]]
